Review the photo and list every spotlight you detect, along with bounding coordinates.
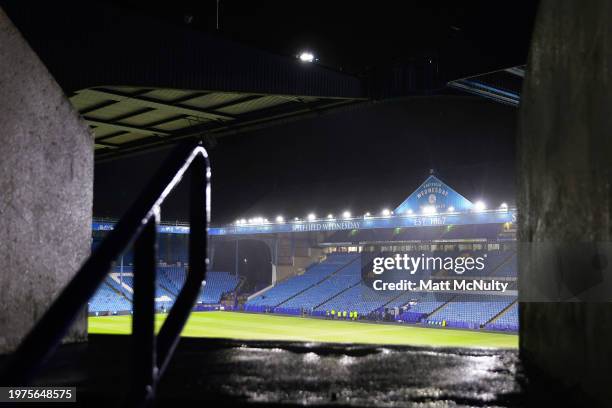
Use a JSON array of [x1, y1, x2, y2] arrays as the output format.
[[327, 214, 334, 220], [499, 202, 508, 211], [298, 51, 315, 62], [364, 212, 371, 218], [381, 208, 391, 217], [447, 206, 455, 213], [406, 209, 413, 215], [342, 211, 351, 219], [276, 215, 284, 223], [474, 201, 487, 212], [307, 213, 316, 221]]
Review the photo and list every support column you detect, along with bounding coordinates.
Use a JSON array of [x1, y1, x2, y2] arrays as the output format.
[[518, 0, 612, 404], [0, 8, 93, 353]]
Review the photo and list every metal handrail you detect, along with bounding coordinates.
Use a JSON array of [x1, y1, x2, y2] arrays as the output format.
[[0, 141, 210, 407]]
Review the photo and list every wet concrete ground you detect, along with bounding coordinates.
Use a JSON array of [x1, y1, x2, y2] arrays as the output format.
[[159, 341, 523, 407], [1, 335, 574, 407]]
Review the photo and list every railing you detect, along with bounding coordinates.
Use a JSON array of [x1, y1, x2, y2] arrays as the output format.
[[0, 142, 210, 407]]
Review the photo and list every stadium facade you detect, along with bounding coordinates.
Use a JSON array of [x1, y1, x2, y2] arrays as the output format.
[[90, 174, 518, 333]]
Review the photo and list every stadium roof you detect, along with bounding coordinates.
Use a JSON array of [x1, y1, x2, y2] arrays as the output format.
[[2, 1, 366, 161], [447, 65, 525, 107], [2, 1, 527, 161]]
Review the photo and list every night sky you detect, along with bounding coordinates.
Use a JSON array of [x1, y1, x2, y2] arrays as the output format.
[[88, 1, 536, 224], [94, 96, 517, 224]]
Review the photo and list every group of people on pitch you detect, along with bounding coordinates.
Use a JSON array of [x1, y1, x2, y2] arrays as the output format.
[[325, 309, 359, 320]]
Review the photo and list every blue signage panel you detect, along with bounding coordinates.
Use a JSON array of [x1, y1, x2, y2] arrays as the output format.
[[212, 210, 515, 236], [394, 175, 474, 214], [92, 210, 516, 236]]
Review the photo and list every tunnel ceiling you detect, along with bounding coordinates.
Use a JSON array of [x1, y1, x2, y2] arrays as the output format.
[[72, 86, 362, 161], [0, 1, 366, 161]]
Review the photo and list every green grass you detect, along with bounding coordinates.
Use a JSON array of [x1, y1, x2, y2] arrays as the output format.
[[88, 311, 518, 349]]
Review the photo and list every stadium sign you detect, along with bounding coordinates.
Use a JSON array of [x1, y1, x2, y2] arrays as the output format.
[[208, 210, 514, 235], [93, 210, 515, 236], [291, 220, 361, 232], [394, 175, 474, 214]]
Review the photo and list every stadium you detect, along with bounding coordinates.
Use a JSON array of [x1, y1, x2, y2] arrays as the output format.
[[1, 1, 611, 407], [88, 174, 518, 347]]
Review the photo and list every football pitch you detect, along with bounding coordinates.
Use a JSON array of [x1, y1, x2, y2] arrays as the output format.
[[89, 311, 517, 348]]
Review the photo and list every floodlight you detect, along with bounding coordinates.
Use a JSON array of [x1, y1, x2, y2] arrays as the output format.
[[381, 208, 391, 217], [327, 214, 334, 219], [276, 215, 284, 223], [342, 211, 351, 219], [447, 206, 455, 213], [298, 51, 314, 62], [499, 202, 508, 211], [474, 201, 487, 212], [406, 209, 413, 215], [307, 213, 316, 221]]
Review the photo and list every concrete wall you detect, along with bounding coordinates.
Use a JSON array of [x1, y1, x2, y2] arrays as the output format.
[[518, 0, 612, 405], [0, 8, 93, 353]]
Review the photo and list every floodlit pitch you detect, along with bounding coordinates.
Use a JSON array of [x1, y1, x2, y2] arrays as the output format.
[[89, 311, 518, 349]]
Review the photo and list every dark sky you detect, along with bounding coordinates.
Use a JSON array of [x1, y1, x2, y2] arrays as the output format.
[[88, 1, 535, 224], [95, 96, 517, 224]]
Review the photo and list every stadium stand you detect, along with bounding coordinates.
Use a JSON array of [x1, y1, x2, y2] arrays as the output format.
[[315, 283, 395, 316], [426, 294, 515, 329], [245, 253, 359, 311], [105, 275, 133, 300], [90, 230, 520, 330], [198, 271, 240, 304], [159, 266, 185, 294], [88, 268, 239, 314], [279, 257, 362, 311], [243, 249, 519, 332], [157, 267, 239, 304], [486, 302, 518, 332], [394, 292, 457, 322], [121, 276, 174, 310], [88, 280, 131, 313], [490, 253, 518, 276]]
